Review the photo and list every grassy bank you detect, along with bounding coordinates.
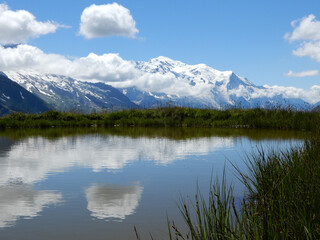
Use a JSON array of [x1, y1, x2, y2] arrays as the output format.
[[0, 107, 319, 130], [144, 133, 320, 239]]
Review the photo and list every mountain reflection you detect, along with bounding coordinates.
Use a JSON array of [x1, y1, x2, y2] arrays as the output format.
[[85, 183, 143, 221], [0, 185, 62, 228], [0, 135, 234, 185]]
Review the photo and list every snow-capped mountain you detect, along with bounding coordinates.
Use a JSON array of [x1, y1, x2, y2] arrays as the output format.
[[2, 56, 319, 113], [119, 56, 314, 110], [4, 71, 137, 113], [0, 74, 49, 114]]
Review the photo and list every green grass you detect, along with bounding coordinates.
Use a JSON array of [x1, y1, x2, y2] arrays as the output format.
[[161, 135, 320, 240], [0, 107, 318, 130], [133, 125, 320, 239]]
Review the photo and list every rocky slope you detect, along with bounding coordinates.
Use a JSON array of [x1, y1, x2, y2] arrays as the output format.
[[4, 71, 137, 113], [0, 73, 49, 115]]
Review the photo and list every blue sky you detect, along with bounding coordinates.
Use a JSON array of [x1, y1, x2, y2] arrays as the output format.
[[2, 0, 320, 89]]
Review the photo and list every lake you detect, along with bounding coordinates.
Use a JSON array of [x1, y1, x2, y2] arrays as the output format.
[[0, 128, 306, 240]]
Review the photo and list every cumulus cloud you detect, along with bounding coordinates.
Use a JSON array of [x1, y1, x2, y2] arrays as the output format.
[[285, 14, 320, 42], [0, 3, 62, 44], [69, 53, 138, 81], [0, 44, 137, 82], [292, 41, 320, 62], [284, 70, 319, 77], [0, 44, 71, 72], [1, 44, 320, 104], [256, 85, 320, 104], [0, 44, 177, 93], [285, 14, 320, 63], [227, 83, 320, 105], [79, 3, 138, 39]]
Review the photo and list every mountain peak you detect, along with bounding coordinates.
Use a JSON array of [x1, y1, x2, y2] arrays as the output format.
[[193, 63, 209, 69], [149, 56, 185, 66], [3, 56, 317, 111], [151, 56, 174, 62]]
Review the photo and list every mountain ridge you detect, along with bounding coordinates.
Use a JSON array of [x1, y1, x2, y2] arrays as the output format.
[[4, 71, 137, 113], [2, 56, 319, 113], [0, 74, 49, 114], [121, 57, 315, 110]]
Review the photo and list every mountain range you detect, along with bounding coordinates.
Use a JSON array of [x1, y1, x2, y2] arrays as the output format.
[[0, 73, 49, 115], [3, 71, 136, 113], [124, 57, 317, 110], [1, 56, 319, 115]]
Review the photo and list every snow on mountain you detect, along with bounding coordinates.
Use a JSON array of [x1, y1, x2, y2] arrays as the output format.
[[119, 56, 315, 110], [3, 56, 320, 111], [0, 74, 49, 114], [4, 71, 137, 113]]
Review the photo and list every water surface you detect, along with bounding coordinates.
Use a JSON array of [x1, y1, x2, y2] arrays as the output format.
[[0, 128, 305, 239]]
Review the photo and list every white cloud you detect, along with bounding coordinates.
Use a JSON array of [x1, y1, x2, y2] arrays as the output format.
[[285, 14, 320, 42], [0, 3, 62, 44], [69, 53, 138, 81], [0, 44, 71, 72], [227, 83, 320, 105], [0, 44, 179, 93], [0, 44, 138, 83], [284, 70, 319, 77], [1, 44, 320, 105], [79, 3, 138, 39], [285, 14, 320, 63], [253, 85, 320, 104], [292, 41, 320, 62]]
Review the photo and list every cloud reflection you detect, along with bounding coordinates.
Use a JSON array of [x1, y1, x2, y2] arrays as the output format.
[[0, 185, 62, 228], [0, 135, 234, 185], [0, 135, 232, 227], [85, 183, 143, 221]]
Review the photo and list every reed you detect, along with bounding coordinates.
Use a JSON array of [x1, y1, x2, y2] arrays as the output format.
[[163, 136, 320, 239], [135, 126, 320, 239]]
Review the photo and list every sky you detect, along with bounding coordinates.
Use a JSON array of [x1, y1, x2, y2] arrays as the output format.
[[1, 0, 320, 90]]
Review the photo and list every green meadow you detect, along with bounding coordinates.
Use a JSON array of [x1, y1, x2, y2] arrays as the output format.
[[0, 107, 318, 130]]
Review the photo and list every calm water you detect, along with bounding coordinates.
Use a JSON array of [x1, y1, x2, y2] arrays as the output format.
[[0, 128, 305, 240]]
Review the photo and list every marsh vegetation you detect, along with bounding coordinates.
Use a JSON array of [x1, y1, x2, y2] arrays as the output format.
[[0, 107, 319, 130], [136, 124, 320, 239], [160, 137, 320, 240]]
